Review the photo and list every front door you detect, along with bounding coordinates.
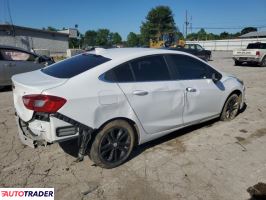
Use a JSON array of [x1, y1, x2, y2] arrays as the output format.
[[182, 79, 223, 123], [165, 54, 224, 124]]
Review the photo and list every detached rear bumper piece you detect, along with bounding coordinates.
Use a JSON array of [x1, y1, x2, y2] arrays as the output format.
[[15, 112, 91, 148]]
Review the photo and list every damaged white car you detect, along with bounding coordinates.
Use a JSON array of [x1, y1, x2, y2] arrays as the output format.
[[12, 48, 245, 168]]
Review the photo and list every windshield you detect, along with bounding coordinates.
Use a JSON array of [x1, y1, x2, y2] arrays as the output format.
[[42, 53, 111, 78], [247, 43, 266, 49]]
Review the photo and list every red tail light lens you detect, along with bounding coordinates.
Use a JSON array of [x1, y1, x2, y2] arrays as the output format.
[[22, 94, 66, 113], [256, 51, 260, 56]]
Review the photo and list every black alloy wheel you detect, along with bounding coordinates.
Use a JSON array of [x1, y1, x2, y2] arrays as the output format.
[[220, 94, 240, 121], [90, 120, 135, 168], [99, 127, 131, 163]]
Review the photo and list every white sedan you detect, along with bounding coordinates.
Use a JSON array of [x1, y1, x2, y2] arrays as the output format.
[[12, 48, 245, 168]]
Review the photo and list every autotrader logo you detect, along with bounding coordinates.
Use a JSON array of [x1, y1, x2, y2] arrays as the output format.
[[0, 188, 54, 199]]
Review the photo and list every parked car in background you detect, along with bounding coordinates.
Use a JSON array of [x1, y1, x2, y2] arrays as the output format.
[[0, 45, 54, 89], [167, 44, 212, 61], [233, 42, 266, 66], [12, 48, 245, 168]]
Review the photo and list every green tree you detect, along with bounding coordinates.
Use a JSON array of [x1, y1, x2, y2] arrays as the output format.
[[69, 32, 84, 48], [45, 26, 58, 31], [112, 32, 122, 45], [186, 32, 198, 40], [140, 6, 177, 45], [83, 30, 97, 47], [69, 38, 79, 48], [127, 32, 140, 47], [96, 29, 110, 46], [176, 31, 184, 40], [241, 27, 257, 35], [197, 28, 207, 40], [220, 31, 230, 39]]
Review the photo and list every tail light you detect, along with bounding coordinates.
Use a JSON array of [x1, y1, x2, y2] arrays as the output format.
[[256, 51, 260, 56], [22, 94, 66, 113]]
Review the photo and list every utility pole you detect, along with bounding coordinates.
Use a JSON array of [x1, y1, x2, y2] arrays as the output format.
[[190, 16, 192, 34], [185, 10, 189, 39]]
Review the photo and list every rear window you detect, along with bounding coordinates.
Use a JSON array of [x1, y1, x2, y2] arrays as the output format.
[[42, 53, 111, 78], [247, 43, 266, 49]]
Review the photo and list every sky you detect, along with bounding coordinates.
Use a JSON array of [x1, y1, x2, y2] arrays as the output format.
[[1, 0, 266, 40]]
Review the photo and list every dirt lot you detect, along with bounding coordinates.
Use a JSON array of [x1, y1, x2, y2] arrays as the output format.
[[0, 51, 266, 200]]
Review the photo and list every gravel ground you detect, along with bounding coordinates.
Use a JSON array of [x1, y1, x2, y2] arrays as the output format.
[[0, 51, 266, 200]]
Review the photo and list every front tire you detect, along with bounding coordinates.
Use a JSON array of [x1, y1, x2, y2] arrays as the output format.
[[220, 94, 240, 121], [90, 120, 135, 168]]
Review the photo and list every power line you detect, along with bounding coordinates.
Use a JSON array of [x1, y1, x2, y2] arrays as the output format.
[[192, 25, 266, 30]]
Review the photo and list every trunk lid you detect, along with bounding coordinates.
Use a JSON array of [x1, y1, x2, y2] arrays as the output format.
[[12, 70, 67, 122]]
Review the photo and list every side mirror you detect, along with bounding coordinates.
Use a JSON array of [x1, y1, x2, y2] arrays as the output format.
[[212, 73, 222, 83]]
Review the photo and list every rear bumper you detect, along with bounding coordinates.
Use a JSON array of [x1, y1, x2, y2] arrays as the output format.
[[233, 57, 260, 63], [16, 113, 81, 148]]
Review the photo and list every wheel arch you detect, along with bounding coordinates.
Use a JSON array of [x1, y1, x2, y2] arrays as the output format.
[[95, 117, 140, 146], [220, 89, 242, 114]]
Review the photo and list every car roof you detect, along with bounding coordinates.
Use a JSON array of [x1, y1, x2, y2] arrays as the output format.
[[88, 47, 188, 60]]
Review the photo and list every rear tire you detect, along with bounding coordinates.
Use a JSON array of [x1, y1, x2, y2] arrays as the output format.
[[259, 57, 266, 67], [220, 94, 240, 121], [90, 120, 135, 168], [234, 60, 242, 66]]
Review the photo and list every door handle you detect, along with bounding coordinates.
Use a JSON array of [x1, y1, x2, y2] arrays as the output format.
[[186, 87, 197, 92], [133, 90, 149, 96]]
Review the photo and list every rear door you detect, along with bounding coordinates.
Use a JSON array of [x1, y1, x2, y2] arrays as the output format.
[[105, 55, 185, 134], [0, 49, 43, 83], [166, 54, 224, 124]]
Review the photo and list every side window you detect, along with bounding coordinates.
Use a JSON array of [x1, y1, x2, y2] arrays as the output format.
[[166, 54, 211, 80], [130, 55, 171, 82], [190, 45, 196, 49], [196, 45, 203, 50], [184, 44, 189, 49], [104, 63, 134, 82], [0, 49, 35, 61]]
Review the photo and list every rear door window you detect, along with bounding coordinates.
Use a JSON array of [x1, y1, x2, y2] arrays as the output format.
[[104, 63, 134, 82], [130, 55, 171, 82], [42, 53, 111, 78]]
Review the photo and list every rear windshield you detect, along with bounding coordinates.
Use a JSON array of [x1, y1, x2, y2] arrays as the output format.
[[41, 53, 111, 78], [247, 43, 266, 49]]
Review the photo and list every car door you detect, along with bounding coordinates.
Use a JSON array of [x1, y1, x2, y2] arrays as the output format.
[[0, 49, 43, 83], [195, 44, 207, 60], [104, 55, 185, 134], [165, 54, 224, 124]]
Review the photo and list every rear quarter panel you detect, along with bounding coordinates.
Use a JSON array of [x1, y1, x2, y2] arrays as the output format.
[[42, 69, 146, 144]]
